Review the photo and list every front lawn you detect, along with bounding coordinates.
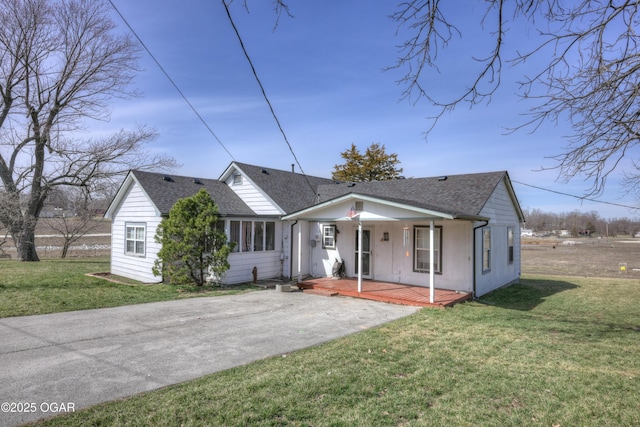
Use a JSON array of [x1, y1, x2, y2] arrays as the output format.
[[0, 258, 258, 318], [31, 274, 640, 426]]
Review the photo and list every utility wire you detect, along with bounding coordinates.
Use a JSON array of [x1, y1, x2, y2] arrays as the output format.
[[107, 0, 236, 161], [221, 0, 317, 196], [512, 180, 638, 211]]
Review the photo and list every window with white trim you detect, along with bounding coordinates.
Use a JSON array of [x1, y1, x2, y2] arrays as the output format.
[[322, 225, 336, 249], [414, 226, 442, 273], [125, 223, 145, 256], [229, 220, 276, 252], [483, 228, 491, 272]]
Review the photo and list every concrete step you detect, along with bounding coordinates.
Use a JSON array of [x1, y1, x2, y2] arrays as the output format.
[[303, 288, 339, 297]]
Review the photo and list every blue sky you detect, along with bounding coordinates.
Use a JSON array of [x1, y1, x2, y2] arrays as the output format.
[[100, 0, 639, 220]]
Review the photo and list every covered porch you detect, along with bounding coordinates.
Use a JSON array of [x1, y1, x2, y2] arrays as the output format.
[[297, 277, 472, 308]]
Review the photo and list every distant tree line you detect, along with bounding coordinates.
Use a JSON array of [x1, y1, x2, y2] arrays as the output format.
[[523, 209, 640, 238]]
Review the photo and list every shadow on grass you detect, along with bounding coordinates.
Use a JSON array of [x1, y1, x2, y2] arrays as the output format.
[[478, 277, 578, 311]]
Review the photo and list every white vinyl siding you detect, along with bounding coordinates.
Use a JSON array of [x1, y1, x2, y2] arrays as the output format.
[[225, 168, 282, 214], [475, 176, 522, 297], [109, 181, 162, 283]]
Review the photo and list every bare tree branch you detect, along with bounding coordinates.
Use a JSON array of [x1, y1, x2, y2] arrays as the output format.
[[390, 0, 640, 199], [0, 0, 176, 260]]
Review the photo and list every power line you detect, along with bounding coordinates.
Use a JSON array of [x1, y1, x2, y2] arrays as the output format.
[[221, 0, 317, 196], [107, 0, 236, 161], [512, 180, 638, 211]]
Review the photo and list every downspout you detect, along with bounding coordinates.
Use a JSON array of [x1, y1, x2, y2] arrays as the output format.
[[472, 220, 489, 300], [289, 220, 298, 280]]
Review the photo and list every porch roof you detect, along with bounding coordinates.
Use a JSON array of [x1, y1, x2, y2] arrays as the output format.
[[281, 193, 489, 222], [282, 170, 511, 222]]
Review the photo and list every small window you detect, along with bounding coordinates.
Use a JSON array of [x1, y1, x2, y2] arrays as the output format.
[[254, 222, 264, 251], [125, 224, 145, 256], [414, 226, 442, 273], [265, 222, 275, 251], [483, 228, 491, 272], [230, 221, 240, 252], [242, 221, 252, 252], [322, 225, 336, 249], [233, 174, 242, 185], [507, 226, 514, 264]]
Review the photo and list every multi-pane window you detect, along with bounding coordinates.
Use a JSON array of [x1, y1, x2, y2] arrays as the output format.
[[483, 228, 491, 272], [322, 225, 336, 249], [507, 226, 514, 264], [229, 220, 275, 253], [125, 224, 145, 256], [414, 226, 442, 273]]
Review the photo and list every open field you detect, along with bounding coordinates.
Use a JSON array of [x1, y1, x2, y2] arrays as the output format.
[[0, 219, 111, 259], [521, 236, 640, 278]]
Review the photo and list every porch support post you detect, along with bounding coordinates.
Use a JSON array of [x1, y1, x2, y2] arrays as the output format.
[[430, 219, 435, 303], [297, 222, 302, 283], [358, 220, 363, 293]]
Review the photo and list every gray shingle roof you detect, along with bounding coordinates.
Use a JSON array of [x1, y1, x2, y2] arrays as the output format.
[[233, 162, 337, 214], [131, 170, 255, 216], [315, 171, 509, 218]]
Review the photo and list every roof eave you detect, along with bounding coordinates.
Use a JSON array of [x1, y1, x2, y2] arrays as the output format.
[[282, 193, 484, 221]]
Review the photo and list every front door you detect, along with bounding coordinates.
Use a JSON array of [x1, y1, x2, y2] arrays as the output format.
[[355, 228, 372, 279]]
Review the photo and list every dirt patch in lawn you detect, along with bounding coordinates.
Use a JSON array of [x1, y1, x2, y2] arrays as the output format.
[[521, 237, 640, 278]]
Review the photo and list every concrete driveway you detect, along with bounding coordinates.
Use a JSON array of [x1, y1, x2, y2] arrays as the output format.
[[0, 290, 419, 426]]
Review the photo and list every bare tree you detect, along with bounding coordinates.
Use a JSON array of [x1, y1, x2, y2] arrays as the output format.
[[0, 0, 176, 261], [390, 1, 640, 197], [42, 186, 106, 258]]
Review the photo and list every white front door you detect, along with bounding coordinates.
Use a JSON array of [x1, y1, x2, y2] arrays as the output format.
[[355, 228, 372, 279]]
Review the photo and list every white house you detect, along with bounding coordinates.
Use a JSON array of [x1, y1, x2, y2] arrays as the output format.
[[104, 162, 335, 283], [282, 171, 525, 298], [106, 163, 524, 299]]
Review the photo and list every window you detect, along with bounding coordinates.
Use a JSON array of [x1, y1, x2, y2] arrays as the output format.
[[322, 225, 336, 249], [229, 220, 276, 253], [254, 222, 264, 251], [125, 223, 145, 256], [507, 227, 514, 264], [265, 222, 275, 250], [483, 228, 491, 272], [242, 221, 252, 252], [230, 221, 240, 252], [233, 174, 242, 185], [414, 226, 442, 273]]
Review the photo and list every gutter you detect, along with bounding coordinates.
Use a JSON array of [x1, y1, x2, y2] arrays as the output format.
[[472, 220, 489, 299]]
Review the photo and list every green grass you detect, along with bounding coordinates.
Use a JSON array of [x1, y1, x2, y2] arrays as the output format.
[[0, 258, 259, 318], [30, 274, 640, 426]]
